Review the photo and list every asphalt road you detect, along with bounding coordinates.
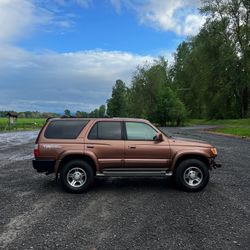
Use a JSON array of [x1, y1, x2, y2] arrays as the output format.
[[0, 127, 249, 250]]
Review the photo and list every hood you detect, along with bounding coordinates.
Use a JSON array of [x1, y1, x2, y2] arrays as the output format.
[[168, 136, 212, 148]]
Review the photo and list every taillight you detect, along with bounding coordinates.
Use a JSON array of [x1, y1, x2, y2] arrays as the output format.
[[34, 144, 39, 158]]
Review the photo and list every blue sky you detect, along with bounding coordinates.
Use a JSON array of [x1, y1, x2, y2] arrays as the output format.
[[0, 0, 205, 113]]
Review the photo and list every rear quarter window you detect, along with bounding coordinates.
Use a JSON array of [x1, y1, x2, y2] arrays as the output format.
[[44, 120, 89, 139]]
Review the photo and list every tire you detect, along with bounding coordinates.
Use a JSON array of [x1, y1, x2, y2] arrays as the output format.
[[60, 160, 94, 193], [175, 158, 209, 192]]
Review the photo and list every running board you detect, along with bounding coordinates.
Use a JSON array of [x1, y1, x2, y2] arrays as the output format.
[[96, 168, 173, 177]]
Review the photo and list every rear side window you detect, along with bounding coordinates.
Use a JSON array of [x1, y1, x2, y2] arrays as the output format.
[[45, 120, 89, 139], [88, 121, 122, 140]]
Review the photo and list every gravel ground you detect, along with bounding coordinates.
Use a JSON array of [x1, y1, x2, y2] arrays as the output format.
[[0, 127, 249, 250]]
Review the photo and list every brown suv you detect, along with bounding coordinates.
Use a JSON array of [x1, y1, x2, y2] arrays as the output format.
[[33, 118, 221, 193]]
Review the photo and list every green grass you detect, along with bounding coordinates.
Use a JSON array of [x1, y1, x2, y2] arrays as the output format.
[[214, 127, 250, 137], [186, 118, 250, 137], [0, 118, 46, 131]]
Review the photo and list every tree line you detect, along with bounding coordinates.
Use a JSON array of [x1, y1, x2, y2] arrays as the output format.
[[0, 111, 59, 118], [63, 105, 106, 118], [106, 0, 250, 125], [1, 1, 249, 125]]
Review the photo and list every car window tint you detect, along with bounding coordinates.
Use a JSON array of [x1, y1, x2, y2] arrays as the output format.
[[88, 122, 98, 139], [126, 122, 157, 140], [45, 120, 89, 139], [88, 121, 122, 140]]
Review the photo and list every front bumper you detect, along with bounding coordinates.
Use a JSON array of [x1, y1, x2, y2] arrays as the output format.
[[32, 159, 55, 173], [209, 159, 222, 169]]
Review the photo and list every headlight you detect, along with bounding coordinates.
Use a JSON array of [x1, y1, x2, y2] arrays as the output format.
[[211, 147, 217, 157]]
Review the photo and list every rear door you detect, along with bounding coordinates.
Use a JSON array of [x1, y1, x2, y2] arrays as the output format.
[[85, 121, 124, 169], [124, 122, 171, 168]]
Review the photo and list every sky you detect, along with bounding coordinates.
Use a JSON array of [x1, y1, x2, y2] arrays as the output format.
[[0, 0, 206, 113]]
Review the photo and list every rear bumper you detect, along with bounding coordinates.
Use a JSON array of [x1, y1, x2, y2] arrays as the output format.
[[32, 159, 55, 173], [209, 159, 222, 169]]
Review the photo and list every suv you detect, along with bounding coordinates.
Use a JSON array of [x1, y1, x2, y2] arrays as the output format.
[[33, 118, 221, 193]]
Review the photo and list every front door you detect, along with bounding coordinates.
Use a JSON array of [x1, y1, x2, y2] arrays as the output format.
[[85, 121, 124, 169], [124, 122, 171, 168]]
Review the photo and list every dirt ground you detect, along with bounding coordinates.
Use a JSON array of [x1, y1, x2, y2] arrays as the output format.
[[0, 127, 249, 250]]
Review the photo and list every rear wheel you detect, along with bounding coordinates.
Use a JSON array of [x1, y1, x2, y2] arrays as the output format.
[[175, 159, 209, 192], [60, 160, 94, 193]]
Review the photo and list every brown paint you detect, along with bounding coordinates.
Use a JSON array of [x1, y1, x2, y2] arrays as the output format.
[[35, 118, 218, 173]]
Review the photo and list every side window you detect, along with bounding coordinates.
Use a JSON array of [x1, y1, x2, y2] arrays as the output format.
[[44, 120, 89, 139], [88, 122, 122, 140], [126, 122, 157, 141], [88, 123, 98, 139]]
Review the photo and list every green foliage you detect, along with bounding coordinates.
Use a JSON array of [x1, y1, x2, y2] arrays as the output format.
[[107, 80, 128, 117], [98, 105, 106, 117], [214, 127, 250, 137], [64, 109, 71, 116], [75, 105, 106, 118], [154, 87, 186, 126], [107, 58, 186, 126]]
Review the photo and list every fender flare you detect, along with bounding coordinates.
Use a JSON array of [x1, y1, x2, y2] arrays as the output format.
[[55, 150, 99, 173], [171, 150, 210, 170]]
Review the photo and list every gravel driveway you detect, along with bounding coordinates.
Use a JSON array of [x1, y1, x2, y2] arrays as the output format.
[[0, 127, 249, 250]]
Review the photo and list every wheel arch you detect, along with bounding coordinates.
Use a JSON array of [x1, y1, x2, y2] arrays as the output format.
[[172, 153, 210, 171], [57, 154, 97, 174]]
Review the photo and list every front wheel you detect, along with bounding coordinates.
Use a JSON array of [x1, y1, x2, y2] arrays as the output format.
[[60, 160, 94, 193], [175, 159, 209, 192]]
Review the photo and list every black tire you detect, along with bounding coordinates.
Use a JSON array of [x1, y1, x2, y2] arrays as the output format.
[[175, 159, 209, 192], [60, 160, 94, 193]]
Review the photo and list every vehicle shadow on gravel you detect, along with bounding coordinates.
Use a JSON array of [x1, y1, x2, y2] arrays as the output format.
[[94, 176, 176, 189], [39, 176, 178, 194]]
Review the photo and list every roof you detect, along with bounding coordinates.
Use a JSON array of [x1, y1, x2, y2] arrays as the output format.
[[48, 117, 149, 123]]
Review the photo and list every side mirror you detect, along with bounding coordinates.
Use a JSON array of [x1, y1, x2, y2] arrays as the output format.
[[154, 133, 163, 141]]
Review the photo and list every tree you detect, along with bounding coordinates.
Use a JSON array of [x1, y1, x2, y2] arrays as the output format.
[[200, 0, 250, 118], [154, 87, 186, 126], [64, 109, 71, 117], [98, 105, 106, 117], [126, 58, 186, 125], [76, 111, 83, 117], [107, 80, 128, 117]]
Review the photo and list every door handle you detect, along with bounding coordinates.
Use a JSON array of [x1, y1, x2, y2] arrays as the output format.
[[129, 146, 136, 149], [87, 145, 94, 148]]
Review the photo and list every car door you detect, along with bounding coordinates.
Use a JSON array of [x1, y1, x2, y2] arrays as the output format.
[[124, 121, 171, 168], [85, 121, 124, 169]]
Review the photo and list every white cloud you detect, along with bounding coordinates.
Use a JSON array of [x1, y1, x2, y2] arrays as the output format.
[[0, 0, 88, 45], [0, 0, 177, 112], [183, 14, 206, 36], [110, 0, 205, 36], [0, 0, 52, 43], [0, 46, 154, 112]]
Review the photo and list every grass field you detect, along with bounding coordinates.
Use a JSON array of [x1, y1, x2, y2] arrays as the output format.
[[0, 118, 46, 131], [186, 118, 250, 137]]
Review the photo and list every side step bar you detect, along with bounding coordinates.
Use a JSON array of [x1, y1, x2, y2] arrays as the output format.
[[96, 168, 173, 177]]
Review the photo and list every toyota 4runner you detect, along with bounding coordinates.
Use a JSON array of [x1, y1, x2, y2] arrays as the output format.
[[33, 118, 221, 193]]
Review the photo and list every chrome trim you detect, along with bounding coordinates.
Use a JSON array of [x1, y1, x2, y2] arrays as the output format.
[[96, 168, 172, 177]]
